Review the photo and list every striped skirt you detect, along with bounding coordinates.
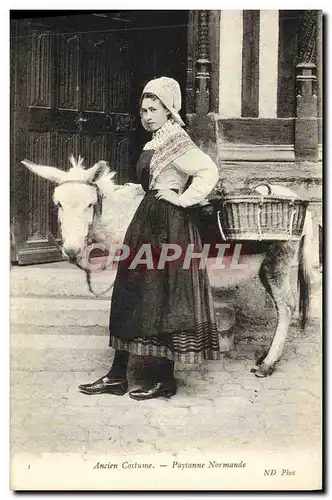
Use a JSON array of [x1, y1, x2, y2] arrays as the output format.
[[109, 190, 220, 364]]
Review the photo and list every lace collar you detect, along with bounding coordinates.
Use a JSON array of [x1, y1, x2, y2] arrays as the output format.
[[142, 119, 197, 187], [143, 119, 182, 151]]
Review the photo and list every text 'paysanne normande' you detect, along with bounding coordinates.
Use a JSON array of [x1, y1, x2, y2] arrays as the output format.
[[93, 460, 247, 470]]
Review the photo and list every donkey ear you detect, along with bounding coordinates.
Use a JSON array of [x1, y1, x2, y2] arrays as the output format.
[[86, 161, 109, 184], [21, 160, 68, 184]]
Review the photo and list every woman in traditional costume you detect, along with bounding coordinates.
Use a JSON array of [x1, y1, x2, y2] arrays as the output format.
[[79, 77, 220, 400]]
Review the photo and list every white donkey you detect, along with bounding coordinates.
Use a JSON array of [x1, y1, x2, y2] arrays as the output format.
[[22, 156, 314, 377]]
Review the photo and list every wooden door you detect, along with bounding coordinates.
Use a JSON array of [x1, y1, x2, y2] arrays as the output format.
[[11, 11, 188, 265], [11, 16, 137, 264]]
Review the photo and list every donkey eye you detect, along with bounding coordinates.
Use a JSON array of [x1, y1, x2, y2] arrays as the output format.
[[88, 203, 93, 209]]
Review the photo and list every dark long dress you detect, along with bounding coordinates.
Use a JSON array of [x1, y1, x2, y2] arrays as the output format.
[[109, 150, 220, 363]]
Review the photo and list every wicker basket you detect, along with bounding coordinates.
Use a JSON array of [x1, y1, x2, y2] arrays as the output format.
[[216, 184, 309, 241]]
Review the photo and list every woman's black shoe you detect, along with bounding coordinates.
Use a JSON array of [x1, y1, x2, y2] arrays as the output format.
[[129, 382, 177, 401], [78, 376, 127, 395]]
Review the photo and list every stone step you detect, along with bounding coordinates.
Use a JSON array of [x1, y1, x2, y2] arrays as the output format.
[[10, 324, 107, 336], [11, 260, 321, 335], [11, 280, 321, 332], [10, 333, 224, 373], [11, 297, 111, 327], [10, 263, 116, 299], [10, 261, 311, 299], [11, 334, 111, 372], [10, 346, 115, 374], [10, 296, 239, 331]]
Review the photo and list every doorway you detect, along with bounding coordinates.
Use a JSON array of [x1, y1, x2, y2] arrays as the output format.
[[11, 10, 188, 264]]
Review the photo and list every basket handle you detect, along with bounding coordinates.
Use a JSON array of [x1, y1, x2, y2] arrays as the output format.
[[216, 210, 227, 241], [252, 183, 273, 195]]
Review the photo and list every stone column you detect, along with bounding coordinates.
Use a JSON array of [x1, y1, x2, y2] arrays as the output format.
[[186, 10, 218, 158], [195, 10, 211, 115], [295, 10, 319, 162]]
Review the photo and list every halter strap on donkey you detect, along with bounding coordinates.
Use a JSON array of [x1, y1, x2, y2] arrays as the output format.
[[59, 179, 104, 218], [49, 179, 115, 298]]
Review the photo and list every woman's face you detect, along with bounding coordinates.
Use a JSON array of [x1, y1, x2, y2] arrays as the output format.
[[140, 97, 170, 132]]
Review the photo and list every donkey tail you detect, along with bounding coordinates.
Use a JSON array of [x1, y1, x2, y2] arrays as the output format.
[[297, 212, 313, 329]]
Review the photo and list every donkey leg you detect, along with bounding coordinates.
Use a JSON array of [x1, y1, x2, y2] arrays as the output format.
[[255, 242, 297, 377]]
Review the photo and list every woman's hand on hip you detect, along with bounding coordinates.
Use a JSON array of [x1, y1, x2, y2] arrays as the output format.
[[155, 190, 181, 206]]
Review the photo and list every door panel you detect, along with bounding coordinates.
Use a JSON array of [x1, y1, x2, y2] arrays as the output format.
[[82, 34, 107, 112], [57, 34, 80, 111], [29, 31, 52, 108], [27, 132, 52, 242]]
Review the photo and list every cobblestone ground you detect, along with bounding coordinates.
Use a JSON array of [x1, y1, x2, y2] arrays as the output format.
[[11, 319, 321, 455], [10, 270, 322, 490]]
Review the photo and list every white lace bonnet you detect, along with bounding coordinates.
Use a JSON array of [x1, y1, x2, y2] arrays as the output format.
[[141, 77, 185, 127]]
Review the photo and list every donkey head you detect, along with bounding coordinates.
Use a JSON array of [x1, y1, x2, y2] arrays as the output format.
[[21, 156, 112, 262]]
